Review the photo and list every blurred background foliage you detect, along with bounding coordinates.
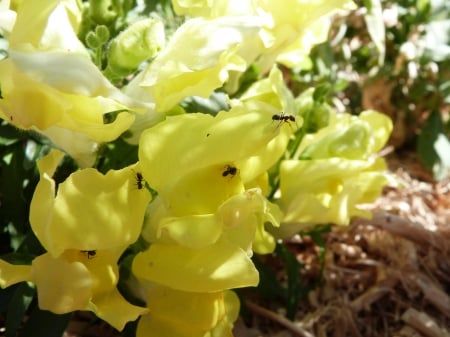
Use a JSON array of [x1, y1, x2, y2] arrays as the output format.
[[289, 0, 450, 178], [0, 0, 449, 335]]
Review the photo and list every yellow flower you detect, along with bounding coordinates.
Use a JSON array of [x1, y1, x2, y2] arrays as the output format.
[[135, 102, 288, 292], [144, 188, 281, 253], [8, 0, 84, 53], [170, 0, 355, 71], [0, 250, 148, 331], [256, 0, 355, 71], [172, 0, 257, 17], [133, 239, 259, 292], [0, 59, 136, 166], [136, 287, 239, 337], [30, 150, 151, 257], [0, 0, 150, 166], [108, 18, 165, 75], [276, 157, 391, 237], [274, 110, 393, 237], [239, 65, 298, 118], [134, 189, 281, 292], [138, 101, 291, 205], [297, 110, 392, 160], [135, 16, 262, 112], [0, 149, 152, 329]]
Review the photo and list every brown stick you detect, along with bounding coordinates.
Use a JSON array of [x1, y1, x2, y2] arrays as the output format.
[[244, 300, 315, 337]]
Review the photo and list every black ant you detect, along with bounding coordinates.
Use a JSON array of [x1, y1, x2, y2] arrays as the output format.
[[222, 165, 237, 177], [81, 250, 97, 259], [272, 112, 297, 130], [272, 112, 296, 123], [135, 171, 145, 190]]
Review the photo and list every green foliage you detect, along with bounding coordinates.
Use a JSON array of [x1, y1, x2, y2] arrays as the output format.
[[5, 283, 34, 337], [418, 110, 450, 180], [0, 123, 44, 257], [290, 0, 450, 178], [18, 306, 71, 337]]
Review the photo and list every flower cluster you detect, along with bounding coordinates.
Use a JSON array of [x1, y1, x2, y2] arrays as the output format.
[[0, 0, 392, 336]]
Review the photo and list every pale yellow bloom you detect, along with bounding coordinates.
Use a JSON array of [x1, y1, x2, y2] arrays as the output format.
[[0, 250, 148, 331], [0, 149, 152, 329], [0, 0, 150, 166], [274, 110, 393, 237], [171, 0, 355, 71], [134, 16, 262, 112], [136, 287, 239, 337], [30, 150, 151, 257]]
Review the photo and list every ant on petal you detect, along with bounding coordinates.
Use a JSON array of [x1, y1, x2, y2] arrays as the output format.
[[272, 112, 297, 130], [222, 165, 238, 178], [135, 171, 145, 190], [80, 250, 97, 259]]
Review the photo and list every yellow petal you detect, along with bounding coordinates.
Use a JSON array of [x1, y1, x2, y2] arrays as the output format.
[[30, 154, 151, 256], [166, 164, 244, 215], [132, 240, 258, 292], [9, 0, 84, 53], [29, 149, 64, 246], [0, 259, 32, 288], [157, 214, 223, 248], [147, 286, 225, 330], [88, 288, 148, 331], [136, 288, 239, 337], [137, 17, 260, 111], [359, 109, 393, 153], [30, 253, 93, 314], [219, 188, 281, 255], [276, 157, 390, 237], [139, 102, 281, 199]]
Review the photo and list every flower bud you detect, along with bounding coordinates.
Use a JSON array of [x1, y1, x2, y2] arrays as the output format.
[[108, 18, 165, 75]]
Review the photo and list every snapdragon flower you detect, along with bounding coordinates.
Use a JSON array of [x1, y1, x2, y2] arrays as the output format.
[[136, 286, 239, 337], [132, 16, 263, 112], [274, 110, 393, 238], [0, 149, 151, 330], [133, 99, 297, 292], [131, 95, 299, 336], [0, 0, 150, 166], [171, 0, 355, 71]]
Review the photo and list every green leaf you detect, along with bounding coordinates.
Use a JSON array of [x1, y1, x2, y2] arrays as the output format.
[[252, 255, 286, 301], [304, 224, 331, 279], [6, 283, 35, 337], [311, 42, 334, 77], [181, 91, 229, 115], [0, 140, 39, 238], [0, 122, 22, 146], [95, 137, 139, 173], [0, 285, 18, 312], [232, 64, 260, 98], [275, 244, 304, 320], [418, 110, 450, 180], [432, 133, 450, 180], [313, 83, 331, 103], [363, 0, 386, 66], [18, 305, 71, 337]]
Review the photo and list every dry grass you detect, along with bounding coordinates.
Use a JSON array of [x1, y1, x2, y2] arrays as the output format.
[[237, 151, 450, 337]]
